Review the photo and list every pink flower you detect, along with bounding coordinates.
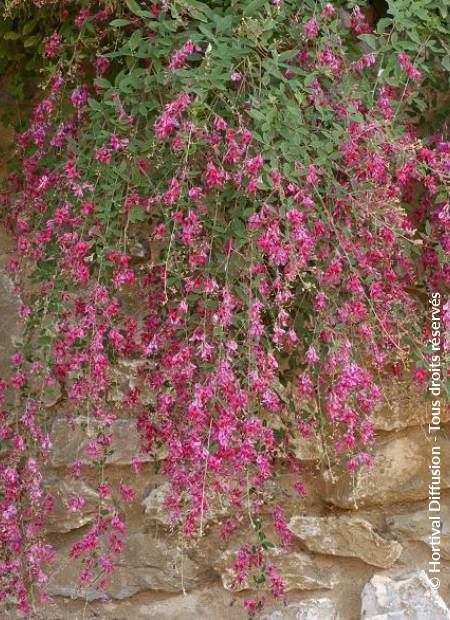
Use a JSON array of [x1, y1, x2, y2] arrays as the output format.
[[11, 352, 24, 366], [99, 553, 114, 573], [67, 495, 85, 511], [111, 513, 126, 534], [413, 367, 427, 383], [44, 32, 61, 58], [305, 346, 319, 364], [243, 598, 257, 612], [71, 461, 81, 478], [110, 133, 129, 150], [97, 483, 110, 498], [119, 483, 135, 503], [95, 146, 112, 164], [294, 481, 306, 496], [169, 39, 194, 71], [322, 3, 335, 16], [131, 456, 142, 473], [304, 17, 318, 38]]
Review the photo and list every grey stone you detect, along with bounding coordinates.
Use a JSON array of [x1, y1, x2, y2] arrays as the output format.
[[48, 530, 204, 600], [217, 548, 338, 592], [0, 230, 21, 377], [143, 481, 230, 526], [263, 598, 339, 620], [49, 417, 166, 466], [291, 435, 323, 461], [361, 571, 450, 619], [107, 359, 155, 406], [387, 501, 450, 560], [28, 372, 63, 408], [323, 428, 450, 509], [288, 515, 402, 568], [44, 478, 112, 533], [373, 379, 449, 432]]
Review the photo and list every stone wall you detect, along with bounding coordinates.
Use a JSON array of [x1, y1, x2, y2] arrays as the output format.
[[1, 229, 449, 620]]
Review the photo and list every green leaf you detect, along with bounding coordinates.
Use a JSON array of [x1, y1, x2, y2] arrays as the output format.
[[304, 73, 317, 87], [186, 1, 210, 22], [37, 334, 52, 347], [128, 29, 143, 51], [22, 20, 37, 36], [358, 34, 378, 49], [23, 34, 41, 47], [94, 77, 112, 89], [231, 218, 246, 237], [3, 31, 21, 41], [243, 0, 266, 17], [377, 17, 392, 33], [126, 0, 144, 16], [213, 14, 234, 34], [278, 49, 300, 62], [128, 204, 146, 223], [110, 19, 132, 27]]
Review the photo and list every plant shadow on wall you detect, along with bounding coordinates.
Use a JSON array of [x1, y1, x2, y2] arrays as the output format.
[[0, 0, 449, 616]]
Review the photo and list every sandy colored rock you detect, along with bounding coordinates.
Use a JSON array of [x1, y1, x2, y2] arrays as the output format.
[[80, 584, 247, 620], [142, 482, 188, 525], [216, 548, 338, 592], [0, 230, 21, 377], [44, 478, 113, 534], [373, 379, 449, 431], [288, 515, 402, 568], [323, 427, 450, 509], [263, 598, 339, 620], [361, 571, 450, 619], [107, 359, 155, 406], [291, 435, 323, 461], [29, 373, 63, 408], [387, 500, 450, 560], [48, 530, 205, 600], [143, 481, 231, 526], [49, 417, 166, 466]]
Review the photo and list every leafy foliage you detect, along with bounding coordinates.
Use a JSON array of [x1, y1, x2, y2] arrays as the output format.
[[0, 2, 60, 126]]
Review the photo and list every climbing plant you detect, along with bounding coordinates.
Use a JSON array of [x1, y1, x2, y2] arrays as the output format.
[[0, 0, 448, 615]]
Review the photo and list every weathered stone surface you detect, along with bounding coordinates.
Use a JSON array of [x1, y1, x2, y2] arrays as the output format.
[[323, 428, 450, 509], [361, 571, 450, 619], [48, 530, 205, 600], [0, 230, 21, 376], [108, 359, 155, 406], [291, 435, 323, 461], [216, 548, 337, 592], [44, 478, 112, 534], [28, 373, 63, 408], [288, 515, 402, 569], [387, 502, 450, 560], [82, 584, 247, 620], [263, 598, 339, 620], [142, 482, 181, 525], [0, 122, 14, 177], [373, 379, 449, 431], [28, 589, 342, 620], [49, 417, 166, 466], [143, 481, 230, 526]]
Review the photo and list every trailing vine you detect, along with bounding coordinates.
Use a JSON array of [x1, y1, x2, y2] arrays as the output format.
[[0, 0, 449, 615]]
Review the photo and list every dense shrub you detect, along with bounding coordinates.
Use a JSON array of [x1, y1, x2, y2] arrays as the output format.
[[0, 0, 448, 614]]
